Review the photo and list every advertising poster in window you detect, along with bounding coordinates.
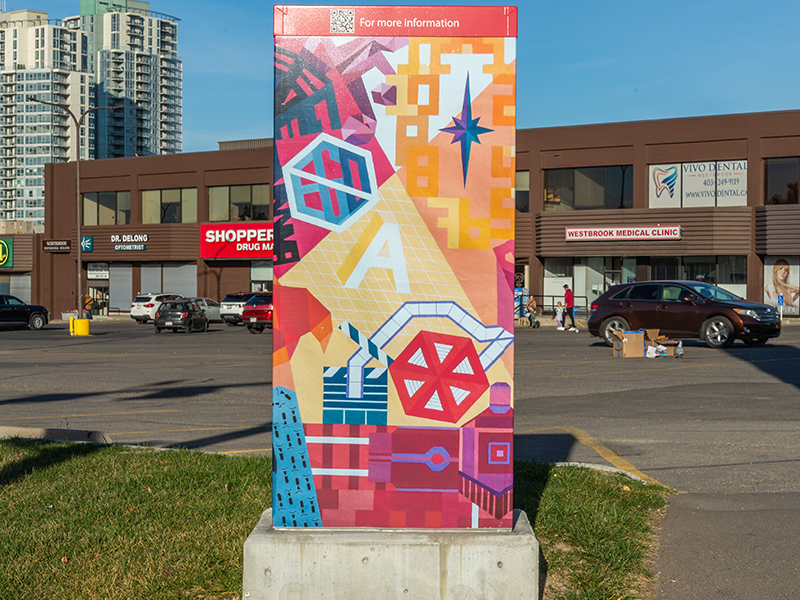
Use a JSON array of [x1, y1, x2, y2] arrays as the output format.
[[681, 162, 716, 207], [716, 161, 747, 207], [764, 256, 800, 316], [648, 163, 681, 208], [273, 6, 517, 529]]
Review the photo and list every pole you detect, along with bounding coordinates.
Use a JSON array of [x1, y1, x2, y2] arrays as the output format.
[[26, 96, 119, 317]]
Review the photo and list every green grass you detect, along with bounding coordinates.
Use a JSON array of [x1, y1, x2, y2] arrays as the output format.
[[0, 439, 670, 600], [515, 460, 672, 600], [0, 439, 270, 600]]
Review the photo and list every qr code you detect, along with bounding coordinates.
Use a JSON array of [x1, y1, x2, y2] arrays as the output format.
[[330, 8, 355, 33]]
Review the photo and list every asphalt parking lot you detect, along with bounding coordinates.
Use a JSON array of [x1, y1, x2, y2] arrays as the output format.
[[1, 318, 799, 598]]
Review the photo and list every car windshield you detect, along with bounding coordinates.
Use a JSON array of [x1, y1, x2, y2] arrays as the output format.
[[161, 302, 187, 310], [247, 296, 273, 306], [134, 296, 151, 303], [223, 295, 248, 303], [685, 282, 742, 302]]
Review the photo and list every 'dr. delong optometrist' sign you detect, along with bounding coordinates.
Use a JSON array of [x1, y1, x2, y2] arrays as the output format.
[[566, 226, 682, 241]]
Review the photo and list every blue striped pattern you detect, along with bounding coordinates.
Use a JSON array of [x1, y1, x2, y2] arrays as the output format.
[[323, 366, 388, 425]]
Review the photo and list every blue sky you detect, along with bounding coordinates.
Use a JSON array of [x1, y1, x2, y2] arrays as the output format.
[[12, 0, 800, 153]]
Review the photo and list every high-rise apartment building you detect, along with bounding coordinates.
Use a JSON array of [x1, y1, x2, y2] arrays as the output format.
[[0, 1, 181, 225], [0, 9, 91, 224], [67, 0, 182, 159]]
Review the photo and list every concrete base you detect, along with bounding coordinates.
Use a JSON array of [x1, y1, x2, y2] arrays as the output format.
[[243, 508, 538, 600]]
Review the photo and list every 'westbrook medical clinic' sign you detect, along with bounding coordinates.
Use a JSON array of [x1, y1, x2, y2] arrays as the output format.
[[566, 226, 682, 241]]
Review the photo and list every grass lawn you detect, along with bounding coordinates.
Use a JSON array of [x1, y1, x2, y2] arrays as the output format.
[[0, 439, 670, 600]]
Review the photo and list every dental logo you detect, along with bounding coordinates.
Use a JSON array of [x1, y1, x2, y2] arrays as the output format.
[[653, 166, 679, 198]]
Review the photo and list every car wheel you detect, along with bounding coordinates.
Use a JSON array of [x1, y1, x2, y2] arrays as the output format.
[[225, 321, 237, 327], [154, 326, 161, 334], [29, 313, 45, 330], [703, 316, 735, 348], [185, 324, 192, 334], [138, 318, 149, 324], [600, 316, 630, 347], [202, 320, 208, 333], [743, 336, 767, 347], [248, 325, 263, 334]]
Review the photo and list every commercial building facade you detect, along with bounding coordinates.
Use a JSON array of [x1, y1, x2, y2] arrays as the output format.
[[515, 110, 800, 317], [31, 110, 800, 318], [37, 142, 271, 317]]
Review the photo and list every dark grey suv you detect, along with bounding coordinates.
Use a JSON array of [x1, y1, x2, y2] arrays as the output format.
[[588, 281, 781, 348]]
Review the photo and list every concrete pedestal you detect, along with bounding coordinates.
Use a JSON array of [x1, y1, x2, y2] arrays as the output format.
[[243, 509, 538, 600]]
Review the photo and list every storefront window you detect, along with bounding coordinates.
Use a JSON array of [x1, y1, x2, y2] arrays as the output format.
[[82, 191, 131, 226], [765, 157, 798, 204], [515, 170, 529, 212], [208, 184, 271, 222], [141, 188, 197, 224], [544, 166, 632, 211], [251, 260, 273, 292]]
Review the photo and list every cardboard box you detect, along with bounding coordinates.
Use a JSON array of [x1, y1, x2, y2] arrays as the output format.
[[612, 330, 645, 358], [643, 329, 678, 357]]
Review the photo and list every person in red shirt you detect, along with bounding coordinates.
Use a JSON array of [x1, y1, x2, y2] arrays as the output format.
[[563, 283, 577, 331]]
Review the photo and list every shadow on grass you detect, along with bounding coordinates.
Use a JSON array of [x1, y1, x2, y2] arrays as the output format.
[[514, 432, 579, 600], [0, 438, 101, 488]]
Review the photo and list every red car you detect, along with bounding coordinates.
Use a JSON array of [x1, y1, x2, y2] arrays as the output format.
[[241, 294, 273, 334]]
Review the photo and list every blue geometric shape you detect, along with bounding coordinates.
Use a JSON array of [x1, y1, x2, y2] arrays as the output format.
[[323, 366, 387, 425], [283, 133, 379, 233], [440, 74, 493, 185], [272, 386, 322, 527]]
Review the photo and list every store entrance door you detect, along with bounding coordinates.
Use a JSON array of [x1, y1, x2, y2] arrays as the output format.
[[88, 285, 109, 316]]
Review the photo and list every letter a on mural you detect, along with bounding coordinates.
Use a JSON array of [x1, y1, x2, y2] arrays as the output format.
[[273, 5, 517, 529]]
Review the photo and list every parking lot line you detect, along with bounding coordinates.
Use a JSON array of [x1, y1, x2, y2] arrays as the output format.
[[549, 361, 742, 378], [0, 409, 180, 422], [518, 425, 664, 486], [109, 426, 251, 435]]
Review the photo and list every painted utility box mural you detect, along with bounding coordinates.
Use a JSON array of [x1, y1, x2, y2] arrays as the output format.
[[272, 5, 517, 529]]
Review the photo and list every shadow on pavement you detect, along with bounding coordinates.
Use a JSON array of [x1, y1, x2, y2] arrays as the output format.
[[157, 421, 273, 451]]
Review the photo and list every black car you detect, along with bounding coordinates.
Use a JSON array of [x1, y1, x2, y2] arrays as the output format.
[[153, 300, 209, 334], [588, 280, 781, 348], [0, 295, 49, 330]]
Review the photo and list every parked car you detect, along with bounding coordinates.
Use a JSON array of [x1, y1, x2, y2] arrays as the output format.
[[153, 300, 209, 334], [0, 295, 49, 330], [241, 294, 274, 334], [188, 297, 221, 322], [130, 293, 185, 324], [588, 280, 781, 348], [220, 292, 264, 326]]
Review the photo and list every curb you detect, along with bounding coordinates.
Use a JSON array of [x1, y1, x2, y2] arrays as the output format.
[[0, 426, 112, 444]]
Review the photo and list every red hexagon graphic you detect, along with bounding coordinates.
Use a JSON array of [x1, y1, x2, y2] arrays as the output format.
[[389, 331, 489, 423]]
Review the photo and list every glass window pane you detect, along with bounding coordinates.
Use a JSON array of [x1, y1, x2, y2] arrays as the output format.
[[160, 189, 180, 223], [98, 191, 116, 225], [574, 167, 605, 209], [683, 256, 717, 284], [82, 192, 97, 226], [142, 190, 161, 224], [117, 191, 130, 225], [606, 165, 633, 209], [231, 185, 251, 220], [252, 184, 269, 220], [765, 157, 798, 205], [181, 188, 197, 223], [544, 169, 574, 211], [628, 284, 660, 300], [718, 256, 747, 285], [208, 186, 229, 222]]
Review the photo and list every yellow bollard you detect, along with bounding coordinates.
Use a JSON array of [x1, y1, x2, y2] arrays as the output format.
[[69, 316, 74, 335], [74, 318, 91, 336]]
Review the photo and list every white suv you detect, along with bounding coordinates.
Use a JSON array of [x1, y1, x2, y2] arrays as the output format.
[[220, 292, 259, 326], [130, 293, 185, 324]]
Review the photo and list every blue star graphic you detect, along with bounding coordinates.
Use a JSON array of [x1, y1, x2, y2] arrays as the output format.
[[440, 74, 494, 185]]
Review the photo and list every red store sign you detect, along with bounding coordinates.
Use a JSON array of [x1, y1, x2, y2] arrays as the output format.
[[201, 223, 274, 259]]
